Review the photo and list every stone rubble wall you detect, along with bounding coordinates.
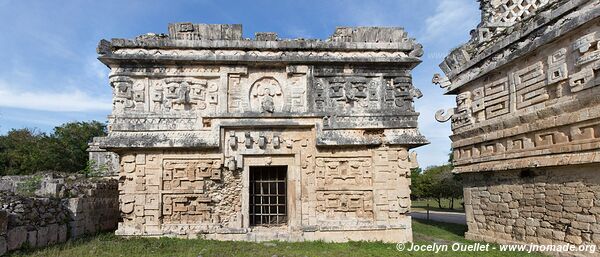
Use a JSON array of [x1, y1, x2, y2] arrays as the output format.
[[463, 164, 600, 249], [0, 174, 118, 255]]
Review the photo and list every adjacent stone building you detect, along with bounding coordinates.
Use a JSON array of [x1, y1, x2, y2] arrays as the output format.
[[435, 0, 600, 249], [95, 23, 427, 242]]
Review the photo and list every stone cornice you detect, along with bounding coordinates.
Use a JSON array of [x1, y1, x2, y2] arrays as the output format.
[[103, 38, 419, 52], [454, 151, 600, 173], [98, 46, 422, 67]]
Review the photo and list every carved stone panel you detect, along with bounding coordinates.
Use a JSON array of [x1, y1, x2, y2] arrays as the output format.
[[484, 77, 510, 119], [162, 194, 212, 224], [111, 76, 135, 112], [249, 77, 283, 113], [315, 157, 373, 190], [316, 191, 374, 220], [512, 62, 548, 109], [162, 78, 220, 112], [163, 159, 222, 193], [227, 69, 308, 114]]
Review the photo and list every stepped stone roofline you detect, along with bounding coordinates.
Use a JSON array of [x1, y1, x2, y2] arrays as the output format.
[[97, 23, 424, 67]]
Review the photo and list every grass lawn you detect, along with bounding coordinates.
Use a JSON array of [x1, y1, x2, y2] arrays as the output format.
[[412, 198, 465, 213], [7, 219, 546, 257]]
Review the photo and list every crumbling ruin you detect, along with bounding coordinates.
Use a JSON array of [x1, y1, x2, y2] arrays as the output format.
[[95, 23, 427, 242]]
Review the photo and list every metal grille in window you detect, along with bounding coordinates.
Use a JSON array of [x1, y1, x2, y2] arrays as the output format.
[[249, 166, 287, 226]]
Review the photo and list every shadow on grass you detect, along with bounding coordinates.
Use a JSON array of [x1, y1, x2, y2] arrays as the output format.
[[412, 218, 468, 244]]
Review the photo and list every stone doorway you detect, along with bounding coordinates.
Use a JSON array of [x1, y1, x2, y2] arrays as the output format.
[[249, 166, 287, 226]]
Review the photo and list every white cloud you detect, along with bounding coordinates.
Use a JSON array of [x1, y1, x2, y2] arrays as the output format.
[[421, 0, 479, 43], [0, 80, 111, 112]]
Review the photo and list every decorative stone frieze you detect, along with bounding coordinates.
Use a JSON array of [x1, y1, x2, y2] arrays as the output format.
[[96, 23, 427, 242], [434, 0, 600, 254]]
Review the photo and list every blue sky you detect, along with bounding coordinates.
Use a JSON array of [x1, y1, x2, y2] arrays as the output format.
[[0, 0, 480, 168]]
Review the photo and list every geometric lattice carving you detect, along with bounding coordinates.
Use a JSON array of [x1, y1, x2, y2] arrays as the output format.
[[476, 0, 550, 43], [489, 0, 549, 25]]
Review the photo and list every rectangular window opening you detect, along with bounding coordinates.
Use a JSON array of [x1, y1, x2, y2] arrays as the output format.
[[249, 165, 287, 226]]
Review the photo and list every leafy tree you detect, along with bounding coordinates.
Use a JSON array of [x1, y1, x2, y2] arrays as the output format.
[[50, 121, 107, 172], [410, 150, 464, 210], [409, 167, 424, 200], [0, 121, 106, 175], [0, 128, 54, 175]]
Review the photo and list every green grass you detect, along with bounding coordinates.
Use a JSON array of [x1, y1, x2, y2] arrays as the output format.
[[7, 220, 546, 257], [412, 198, 464, 213]]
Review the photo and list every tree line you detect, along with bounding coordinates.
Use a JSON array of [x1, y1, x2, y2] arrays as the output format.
[[0, 121, 106, 176], [410, 153, 463, 210]]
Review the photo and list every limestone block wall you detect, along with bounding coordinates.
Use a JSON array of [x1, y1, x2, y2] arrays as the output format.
[[463, 164, 600, 246], [0, 176, 118, 255], [66, 181, 120, 238]]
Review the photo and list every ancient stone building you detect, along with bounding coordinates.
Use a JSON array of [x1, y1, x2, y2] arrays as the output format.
[[435, 0, 600, 249], [95, 23, 427, 242]]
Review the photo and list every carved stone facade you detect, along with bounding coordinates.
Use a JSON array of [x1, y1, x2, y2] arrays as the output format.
[[96, 23, 427, 242], [435, 0, 600, 252]]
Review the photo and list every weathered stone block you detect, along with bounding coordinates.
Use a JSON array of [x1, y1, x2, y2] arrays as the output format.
[[0, 210, 6, 235], [525, 218, 539, 227], [564, 206, 583, 213], [47, 224, 58, 245], [489, 195, 501, 203], [571, 221, 591, 231], [58, 224, 68, 243], [576, 214, 596, 223], [578, 199, 593, 208], [552, 230, 565, 241], [0, 236, 6, 256], [560, 187, 576, 195], [37, 226, 48, 247], [27, 230, 37, 248], [7, 226, 26, 251], [565, 235, 583, 245], [537, 228, 552, 238], [545, 196, 562, 205]]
